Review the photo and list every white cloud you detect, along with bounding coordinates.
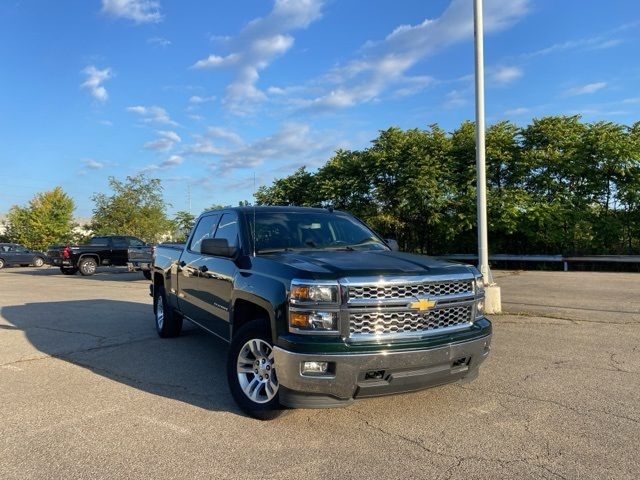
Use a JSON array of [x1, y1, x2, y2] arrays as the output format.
[[183, 122, 341, 175], [127, 105, 178, 126], [504, 107, 530, 116], [206, 126, 244, 146], [144, 130, 181, 151], [140, 155, 184, 173], [83, 159, 105, 170], [490, 66, 522, 85], [292, 0, 529, 111], [101, 0, 162, 24], [565, 82, 607, 96], [188, 95, 216, 104], [192, 0, 325, 114], [148, 36, 171, 47], [160, 155, 183, 168], [81, 66, 112, 102], [443, 89, 467, 109]]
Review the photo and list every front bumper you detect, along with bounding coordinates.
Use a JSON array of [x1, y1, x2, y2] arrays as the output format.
[[273, 333, 491, 408]]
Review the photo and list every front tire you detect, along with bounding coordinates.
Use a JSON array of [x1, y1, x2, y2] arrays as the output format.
[[33, 256, 45, 267], [60, 267, 78, 275], [153, 285, 182, 338], [79, 257, 97, 276], [227, 319, 284, 420], [0, 258, 5, 269]]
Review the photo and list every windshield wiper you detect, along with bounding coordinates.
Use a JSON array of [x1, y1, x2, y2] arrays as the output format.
[[256, 247, 296, 254]]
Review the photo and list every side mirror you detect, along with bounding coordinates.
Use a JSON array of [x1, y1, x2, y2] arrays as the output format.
[[201, 238, 237, 258], [386, 238, 400, 252]]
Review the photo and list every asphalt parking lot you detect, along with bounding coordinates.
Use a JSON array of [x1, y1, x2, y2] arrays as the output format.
[[1, 267, 639, 479]]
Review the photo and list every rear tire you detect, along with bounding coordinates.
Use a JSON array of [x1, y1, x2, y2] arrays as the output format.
[[143, 270, 152, 280], [153, 285, 182, 338], [79, 257, 97, 276], [0, 258, 5, 269], [60, 267, 78, 275], [227, 319, 284, 420], [33, 256, 45, 267]]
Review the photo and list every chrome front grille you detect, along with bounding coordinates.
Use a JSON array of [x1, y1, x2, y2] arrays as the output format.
[[348, 280, 473, 301], [349, 305, 473, 336]]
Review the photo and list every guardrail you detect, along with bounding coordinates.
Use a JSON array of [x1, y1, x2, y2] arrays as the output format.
[[436, 254, 640, 272]]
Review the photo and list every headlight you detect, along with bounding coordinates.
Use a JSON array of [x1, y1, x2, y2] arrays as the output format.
[[289, 280, 340, 334], [290, 311, 338, 332], [290, 281, 339, 304], [474, 275, 485, 319]]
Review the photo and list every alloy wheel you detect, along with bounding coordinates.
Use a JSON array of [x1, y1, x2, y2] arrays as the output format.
[[236, 338, 278, 404]]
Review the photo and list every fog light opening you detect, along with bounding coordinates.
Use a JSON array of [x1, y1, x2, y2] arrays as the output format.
[[301, 361, 332, 376]]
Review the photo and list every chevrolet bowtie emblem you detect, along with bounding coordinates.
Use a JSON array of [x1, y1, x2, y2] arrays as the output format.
[[410, 298, 437, 312]]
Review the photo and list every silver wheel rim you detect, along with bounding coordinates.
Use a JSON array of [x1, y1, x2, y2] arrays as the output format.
[[237, 338, 278, 404], [0, 260, 4, 268], [156, 300, 164, 330], [34, 258, 43, 267], [83, 260, 96, 274]]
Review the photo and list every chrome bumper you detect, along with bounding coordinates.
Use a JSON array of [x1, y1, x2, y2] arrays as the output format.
[[273, 334, 491, 406]]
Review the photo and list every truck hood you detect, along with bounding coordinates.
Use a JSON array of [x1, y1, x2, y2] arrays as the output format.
[[263, 250, 474, 278]]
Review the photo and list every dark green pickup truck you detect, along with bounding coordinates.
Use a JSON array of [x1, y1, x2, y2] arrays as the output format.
[[151, 206, 491, 419]]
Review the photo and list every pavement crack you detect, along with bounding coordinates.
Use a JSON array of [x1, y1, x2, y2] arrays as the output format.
[[28, 325, 107, 340], [458, 385, 640, 425]]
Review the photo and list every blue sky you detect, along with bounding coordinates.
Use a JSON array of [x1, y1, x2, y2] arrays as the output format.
[[1, 0, 639, 218]]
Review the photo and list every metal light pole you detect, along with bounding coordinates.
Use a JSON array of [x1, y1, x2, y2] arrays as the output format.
[[473, 0, 501, 311]]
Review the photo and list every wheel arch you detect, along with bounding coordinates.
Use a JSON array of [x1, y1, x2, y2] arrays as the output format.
[[78, 253, 100, 266]]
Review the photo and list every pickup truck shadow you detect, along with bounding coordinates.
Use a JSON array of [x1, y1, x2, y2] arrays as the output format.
[[1, 299, 241, 416], [7, 267, 149, 282]]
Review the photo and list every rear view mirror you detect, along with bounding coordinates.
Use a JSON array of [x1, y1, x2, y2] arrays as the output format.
[[201, 238, 237, 258], [386, 239, 400, 252]]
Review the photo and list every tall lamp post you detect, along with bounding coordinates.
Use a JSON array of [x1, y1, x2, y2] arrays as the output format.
[[473, 0, 501, 313]]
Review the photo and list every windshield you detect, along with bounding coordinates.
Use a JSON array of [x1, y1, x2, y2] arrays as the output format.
[[249, 211, 388, 253]]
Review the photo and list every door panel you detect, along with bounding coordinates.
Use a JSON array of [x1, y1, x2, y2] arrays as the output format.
[[177, 214, 221, 332], [188, 213, 240, 339], [110, 237, 129, 265]]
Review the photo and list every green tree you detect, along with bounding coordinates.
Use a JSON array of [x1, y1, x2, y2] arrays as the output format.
[[255, 167, 322, 206], [5, 187, 76, 251], [173, 211, 196, 241], [90, 174, 172, 243]]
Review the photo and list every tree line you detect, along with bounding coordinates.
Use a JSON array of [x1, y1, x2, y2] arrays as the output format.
[[3, 116, 639, 255], [1, 174, 245, 250], [255, 116, 640, 255]]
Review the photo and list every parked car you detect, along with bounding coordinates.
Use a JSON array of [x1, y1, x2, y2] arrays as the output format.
[[47, 235, 148, 276], [0, 243, 47, 269], [151, 206, 491, 419]]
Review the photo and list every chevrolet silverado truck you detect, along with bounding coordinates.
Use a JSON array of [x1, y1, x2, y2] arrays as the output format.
[[151, 206, 491, 419], [48, 235, 148, 276]]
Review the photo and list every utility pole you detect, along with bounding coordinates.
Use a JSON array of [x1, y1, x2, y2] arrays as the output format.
[[473, 0, 501, 312]]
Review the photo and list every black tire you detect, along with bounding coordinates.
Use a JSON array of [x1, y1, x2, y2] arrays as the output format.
[[79, 257, 98, 276], [142, 270, 152, 281], [227, 319, 284, 420], [33, 256, 45, 267], [153, 285, 182, 338], [0, 258, 5, 269], [60, 267, 78, 275]]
